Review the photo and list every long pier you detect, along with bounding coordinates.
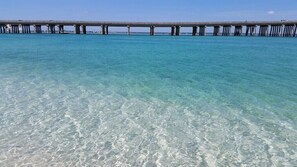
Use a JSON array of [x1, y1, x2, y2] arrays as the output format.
[[0, 20, 297, 37]]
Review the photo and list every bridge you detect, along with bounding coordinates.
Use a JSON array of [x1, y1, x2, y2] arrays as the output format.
[[0, 20, 296, 37]]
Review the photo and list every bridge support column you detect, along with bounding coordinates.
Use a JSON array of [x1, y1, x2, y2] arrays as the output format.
[[150, 26, 155, 36], [222, 25, 231, 36], [192, 26, 197, 36], [269, 25, 282, 37], [127, 26, 131, 35], [101, 25, 106, 35], [293, 24, 297, 37], [34, 25, 42, 33], [269, 25, 275, 36], [0, 24, 6, 33], [246, 25, 256, 36], [171, 26, 175, 36], [50, 25, 55, 34], [58, 25, 64, 34], [106, 26, 109, 35], [175, 26, 180, 36], [283, 25, 295, 37], [20, 25, 25, 33], [101, 25, 109, 35], [47, 25, 56, 34], [199, 26, 206, 36], [82, 25, 87, 34], [22, 24, 31, 34], [259, 25, 268, 36], [0, 25, 3, 33], [234, 26, 242, 36], [12, 25, 20, 34], [74, 24, 80, 34], [276, 25, 282, 36], [213, 26, 220, 36]]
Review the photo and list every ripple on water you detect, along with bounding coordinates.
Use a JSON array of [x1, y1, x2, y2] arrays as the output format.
[[0, 36, 297, 166]]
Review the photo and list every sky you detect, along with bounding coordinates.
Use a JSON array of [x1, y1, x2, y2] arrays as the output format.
[[1, 0, 297, 22]]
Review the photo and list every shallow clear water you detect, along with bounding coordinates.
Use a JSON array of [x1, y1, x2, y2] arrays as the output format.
[[0, 34, 297, 166]]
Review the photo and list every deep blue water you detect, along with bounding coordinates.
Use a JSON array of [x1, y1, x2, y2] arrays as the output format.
[[0, 34, 297, 166]]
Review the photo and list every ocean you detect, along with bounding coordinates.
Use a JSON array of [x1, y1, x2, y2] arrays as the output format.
[[0, 34, 296, 166]]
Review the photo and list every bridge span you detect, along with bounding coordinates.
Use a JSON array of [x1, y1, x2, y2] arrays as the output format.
[[0, 20, 296, 37]]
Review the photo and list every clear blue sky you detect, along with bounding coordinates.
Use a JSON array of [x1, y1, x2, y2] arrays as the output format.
[[1, 0, 296, 21]]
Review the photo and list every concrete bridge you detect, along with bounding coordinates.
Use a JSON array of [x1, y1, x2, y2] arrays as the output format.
[[0, 20, 296, 37]]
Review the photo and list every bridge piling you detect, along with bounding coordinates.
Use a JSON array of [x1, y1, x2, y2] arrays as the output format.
[[199, 26, 206, 36], [222, 25, 231, 36], [27, 25, 31, 33], [213, 26, 220, 36], [34, 25, 42, 33], [150, 26, 155, 36], [47, 25, 56, 34], [259, 25, 269, 36], [11, 25, 20, 33], [269, 25, 282, 37], [74, 24, 80, 34], [269, 25, 275, 37], [21, 25, 26, 34], [50, 25, 55, 34], [58, 25, 64, 34], [246, 25, 256, 36], [282, 25, 287, 37], [101, 25, 109, 35], [283, 25, 287, 37], [127, 26, 131, 35], [171, 26, 175, 36], [175, 26, 180, 36], [21, 24, 31, 34], [294, 24, 297, 37], [245, 26, 249, 36], [82, 25, 87, 34], [106, 26, 109, 35], [283, 25, 295, 37], [276, 26, 279, 36], [101, 25, 106, 35], [0, 25, 5, 33], [234, 26, 242, 36], [10, 25, 14, 33], [192, 26, 197, 36]]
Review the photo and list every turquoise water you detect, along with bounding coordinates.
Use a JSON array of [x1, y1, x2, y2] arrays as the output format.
[[0, 34, 297, 166]]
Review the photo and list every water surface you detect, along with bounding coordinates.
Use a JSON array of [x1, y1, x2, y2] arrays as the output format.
[[0, 35, 297, 166]]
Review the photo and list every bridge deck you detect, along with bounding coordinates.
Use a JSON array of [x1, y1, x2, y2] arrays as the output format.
[[1, 20, 296, 37], [0, 20, 297, 27]]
